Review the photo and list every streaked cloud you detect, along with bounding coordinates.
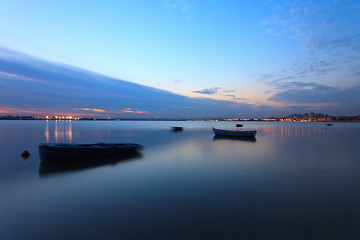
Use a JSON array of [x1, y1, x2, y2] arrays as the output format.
[[122, 108, 148, 114], [258, 0, 360, 115], [193, 87, 220, 95], [261, 1, 360, 80], [0, 107, 44, 114], [226, 94, 247, 101], [267, 82, 360, 115], [80, 108, 106, 113], [0, 47, 255, 119]]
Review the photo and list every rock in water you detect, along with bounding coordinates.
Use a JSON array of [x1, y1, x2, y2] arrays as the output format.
[[21, 150, 30, 159]]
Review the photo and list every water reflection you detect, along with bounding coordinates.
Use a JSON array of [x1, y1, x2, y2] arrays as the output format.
[[45, 120, 49, 142], [213, 135, 256, 142], [2, 121, 360, 240], [39, 151, 142, 177], [261, 125, 327, 137], [45, 120, 73, 143], [54, 120, 72, 142]]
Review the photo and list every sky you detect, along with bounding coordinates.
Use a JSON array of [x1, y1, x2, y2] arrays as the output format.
[[0, 0, 359, 118]]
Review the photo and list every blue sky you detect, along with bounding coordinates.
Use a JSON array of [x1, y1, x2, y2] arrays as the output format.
[[0, 0, 359, 117]]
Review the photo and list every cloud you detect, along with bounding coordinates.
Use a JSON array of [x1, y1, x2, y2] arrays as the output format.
[[192, 88, 248, 103], [0, 107, 44, 114], [260, 55, 360, 115], [260, 60, 338, 94], [261, 1, 360, 88], [193, 87, 220, 95], [121, 108, 148, 114], [226, 94, 247, 101], [0, 47, 254, 119], [268, 82, 360, 115], [80, 108, 106, 113], [268, 81, 335, 103]]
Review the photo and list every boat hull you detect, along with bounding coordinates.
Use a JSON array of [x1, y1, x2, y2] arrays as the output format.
[[39, 143, 142, 161], [171, 127, 183, 131], [213, 128, 257, 137]]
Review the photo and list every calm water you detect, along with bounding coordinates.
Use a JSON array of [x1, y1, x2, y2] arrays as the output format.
[[1, 120, 360, 239]]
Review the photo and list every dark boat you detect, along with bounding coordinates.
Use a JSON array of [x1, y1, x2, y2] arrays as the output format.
[[171, 126, 183, 132], [39, 143, 143, 161], [213, 128, 257, 137], [326, 123, 333, 126], [236, 124, 243, 127]]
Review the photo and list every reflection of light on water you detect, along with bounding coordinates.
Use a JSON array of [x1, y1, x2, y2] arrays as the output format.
[[54, 121, 58, 142], [45, 120, 49, 143], [261, 126, 325, 137], [46, 120, 73, 143], [68, 121, 72, 141]]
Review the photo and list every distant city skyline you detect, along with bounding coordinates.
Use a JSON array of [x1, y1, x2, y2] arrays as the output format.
[[2, 111, 359, 122], [1, 0, 360, 118]]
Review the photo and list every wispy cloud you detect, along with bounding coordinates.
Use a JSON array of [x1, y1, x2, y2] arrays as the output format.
[[261, 0, 360, 88], [121, 108, 148, 114], [193, 87, 249, 103], [193, 87, 220, 95], [0, 107, 45, 114], [259, 1, 360, 112], [268, 81, 335, 102], [305, 33, 360, 60], [80, 108, 106, 113], [225, 94, 247, 101], [0, 47, 255, 118], [267, 82, 360, 115]]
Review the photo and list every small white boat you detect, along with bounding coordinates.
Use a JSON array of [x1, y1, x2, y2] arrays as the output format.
[[213, 128, 257, 137]]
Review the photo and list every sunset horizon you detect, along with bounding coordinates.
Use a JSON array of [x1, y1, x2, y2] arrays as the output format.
[[1, 0, 359, 118], [2, 1, 360, 239]]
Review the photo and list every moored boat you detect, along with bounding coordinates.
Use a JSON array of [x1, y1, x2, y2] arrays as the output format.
[[171, 126, 183, 132], [236, 124, 243, 127], [213, 128, 257, 137], [39, 143, 143, 161]]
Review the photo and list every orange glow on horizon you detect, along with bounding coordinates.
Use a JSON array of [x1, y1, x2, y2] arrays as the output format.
[[0, 107, 45, 114], [1, 106, 150, 117]]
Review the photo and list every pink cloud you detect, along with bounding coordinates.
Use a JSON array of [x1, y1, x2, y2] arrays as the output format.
[[80, 108, 106, 113], [122, 108, 148, 114], [0, 107, 44, 114]]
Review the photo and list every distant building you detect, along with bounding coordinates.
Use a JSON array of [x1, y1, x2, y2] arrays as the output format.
[[303, 113, 310, 120]]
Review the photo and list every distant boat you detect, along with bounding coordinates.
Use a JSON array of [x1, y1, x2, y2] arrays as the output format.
[[236, 124, 243, 127], [326, 123, 333, 126], [213, 128, 257, 137], [171, 126, 183, 132], [39, 143, 142, 161]]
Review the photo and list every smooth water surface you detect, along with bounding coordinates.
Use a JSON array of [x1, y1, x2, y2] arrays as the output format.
[[1, 120, 360, 239]]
